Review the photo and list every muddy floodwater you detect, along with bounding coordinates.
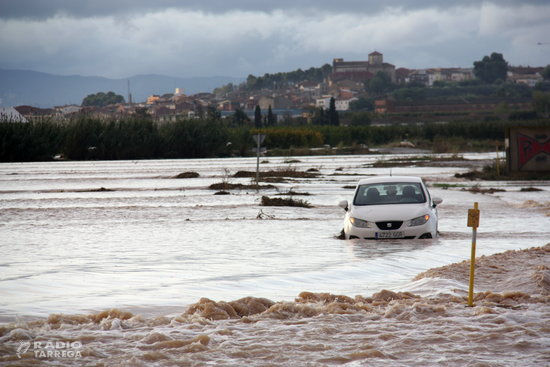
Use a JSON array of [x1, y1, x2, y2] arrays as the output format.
[[0, 153, 549, 366]]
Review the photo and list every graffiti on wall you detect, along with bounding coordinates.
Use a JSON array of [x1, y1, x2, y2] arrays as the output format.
[[508, 127, 550, 172]]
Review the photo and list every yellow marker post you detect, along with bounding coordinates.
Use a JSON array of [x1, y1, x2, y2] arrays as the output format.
[[467, 202, 480, 307]]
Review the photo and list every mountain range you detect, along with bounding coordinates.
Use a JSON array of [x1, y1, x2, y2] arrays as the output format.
[[0, 69, 244, 108]]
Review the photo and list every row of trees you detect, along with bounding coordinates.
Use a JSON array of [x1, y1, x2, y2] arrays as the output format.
[[0, 118, 231, 161], [82, 91, 125, 107], [2, 116, 548, 162], [311, 98, 340, 126], [242, 64, 332, 91], [254, 105, 277, 128]]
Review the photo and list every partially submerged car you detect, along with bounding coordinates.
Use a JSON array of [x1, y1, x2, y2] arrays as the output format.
[[339, 176, 442, 240]]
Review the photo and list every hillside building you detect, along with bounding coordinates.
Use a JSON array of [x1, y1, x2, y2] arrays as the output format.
[[507, 66, 544, 87], [315, 96, 358, 111], [0, 106, 28, 122], [406, 68, 474, 86], [146, 95, 161, 105], [331, 51, 396, 83], [14, 105, 55, 120]]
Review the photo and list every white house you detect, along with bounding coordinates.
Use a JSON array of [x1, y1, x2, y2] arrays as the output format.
[[315, 96, 357, 111], [507, 67, 543, 87], [315, 96, 332, 109], [55, 105, 82, 115], [0, 107, 28, 122], [335, 97, 358, 111]]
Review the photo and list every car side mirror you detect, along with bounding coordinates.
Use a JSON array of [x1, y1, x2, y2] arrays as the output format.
[[338, 200, 348, 211], [432, 197, 443, 207]]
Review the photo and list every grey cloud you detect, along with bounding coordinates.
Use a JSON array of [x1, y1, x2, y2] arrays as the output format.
[[1, 0, 548, 79], [1, 0, 545, 20]]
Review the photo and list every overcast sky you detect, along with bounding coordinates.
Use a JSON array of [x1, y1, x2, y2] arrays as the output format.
[[1, 0, 549, 79]]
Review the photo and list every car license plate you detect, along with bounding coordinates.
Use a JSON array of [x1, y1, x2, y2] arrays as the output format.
[[376, 231, 404, 239]]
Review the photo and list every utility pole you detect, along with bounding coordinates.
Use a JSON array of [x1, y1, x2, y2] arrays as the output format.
[[252, 134, 266, 189]]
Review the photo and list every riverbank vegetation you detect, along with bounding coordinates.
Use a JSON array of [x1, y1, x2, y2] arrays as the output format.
[[1, 116, 549, 162]]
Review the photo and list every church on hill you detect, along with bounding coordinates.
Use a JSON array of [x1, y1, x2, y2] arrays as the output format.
[[331, 51, 396, 83]]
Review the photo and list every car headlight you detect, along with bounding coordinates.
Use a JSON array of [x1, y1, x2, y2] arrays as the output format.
[[409, 214, 430, 226], [350, 217, 372, 228]]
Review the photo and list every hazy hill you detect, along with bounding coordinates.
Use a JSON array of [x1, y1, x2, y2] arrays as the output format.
[[0, 69, 243, 108]]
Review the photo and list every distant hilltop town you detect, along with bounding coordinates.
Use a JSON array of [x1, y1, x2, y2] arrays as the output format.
[[2, 51, 548, 124]]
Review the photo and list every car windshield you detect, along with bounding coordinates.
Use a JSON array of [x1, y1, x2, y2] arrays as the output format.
[[353, 182, 426, 205]]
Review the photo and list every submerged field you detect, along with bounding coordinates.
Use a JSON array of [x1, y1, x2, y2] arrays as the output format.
[[0, 153, 549, 365]]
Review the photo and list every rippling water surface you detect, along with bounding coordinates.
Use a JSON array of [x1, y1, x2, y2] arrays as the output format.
[[0, 154, 549, 366], [1, 154, 548, 318]]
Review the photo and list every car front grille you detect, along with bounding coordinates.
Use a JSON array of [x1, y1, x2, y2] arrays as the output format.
[[375, 221, 403, 230]]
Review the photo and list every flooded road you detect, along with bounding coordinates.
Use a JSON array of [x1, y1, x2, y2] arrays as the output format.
[[0, 154, 549, 366]]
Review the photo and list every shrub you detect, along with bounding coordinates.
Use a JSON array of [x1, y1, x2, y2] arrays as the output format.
[[260, 196, 312, 208]]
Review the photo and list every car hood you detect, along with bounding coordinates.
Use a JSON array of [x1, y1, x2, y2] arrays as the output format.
[[350, 203, 429, 222]]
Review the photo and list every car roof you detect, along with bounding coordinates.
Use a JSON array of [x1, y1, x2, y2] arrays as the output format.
[[356, 176, 423, 186]]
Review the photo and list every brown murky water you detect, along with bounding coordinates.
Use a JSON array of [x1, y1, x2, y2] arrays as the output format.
[[1, 245, 548, 366]]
